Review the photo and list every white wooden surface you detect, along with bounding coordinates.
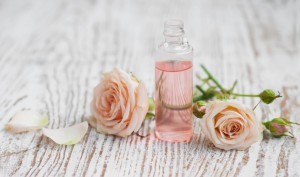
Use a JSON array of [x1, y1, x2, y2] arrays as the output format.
[[0, 0, 300, 176]]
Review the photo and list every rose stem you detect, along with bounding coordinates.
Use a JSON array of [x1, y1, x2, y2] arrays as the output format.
[[231, 93, 259, 97], [229, 80, 237, 92], [196, 85, 206, 94], [201, 65, 227, 92], [199, 65, 261, 100], [253, 100, 261, 110], [193, 95, 204, 102]]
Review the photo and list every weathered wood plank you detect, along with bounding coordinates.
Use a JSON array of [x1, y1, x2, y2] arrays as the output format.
[[0, 0, 299, 176]]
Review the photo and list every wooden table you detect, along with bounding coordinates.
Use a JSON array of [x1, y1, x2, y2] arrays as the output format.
[[0, 0, 300, 176]]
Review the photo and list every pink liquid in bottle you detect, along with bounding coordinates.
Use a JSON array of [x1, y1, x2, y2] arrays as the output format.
[[155, 60, 193, 142]]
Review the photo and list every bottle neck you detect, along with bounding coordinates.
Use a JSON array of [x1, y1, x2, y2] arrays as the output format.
[[163, 20, 185, 45], [158, 20, 192, 54], [164, 35, 184, 44]]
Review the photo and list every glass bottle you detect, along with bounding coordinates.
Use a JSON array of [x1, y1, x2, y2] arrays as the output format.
[[155, 20, 193, 142]]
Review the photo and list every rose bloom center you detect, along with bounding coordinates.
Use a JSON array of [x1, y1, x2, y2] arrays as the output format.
[[217, 117, 244, 139]]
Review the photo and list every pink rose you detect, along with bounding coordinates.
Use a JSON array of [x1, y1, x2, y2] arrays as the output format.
[[200, 100, 263, 150], [90, 68, 149, 137]]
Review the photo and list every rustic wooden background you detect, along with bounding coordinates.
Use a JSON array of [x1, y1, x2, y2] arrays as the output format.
[[0, 0, 300, 176]]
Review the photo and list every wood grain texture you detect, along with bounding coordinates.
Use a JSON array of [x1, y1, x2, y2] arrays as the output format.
[[0, 0, 300, 176]]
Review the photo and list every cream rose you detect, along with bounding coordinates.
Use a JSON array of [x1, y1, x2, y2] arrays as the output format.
[[90, 68, 149, 137], [200, 100, 263, 150]]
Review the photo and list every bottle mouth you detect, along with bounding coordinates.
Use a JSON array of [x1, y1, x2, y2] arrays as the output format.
[[163, 19, 185, 37]]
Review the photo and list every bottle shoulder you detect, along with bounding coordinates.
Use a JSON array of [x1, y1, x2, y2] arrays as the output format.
[[155, 42, 193, 61], [157, 42, 193, 55]]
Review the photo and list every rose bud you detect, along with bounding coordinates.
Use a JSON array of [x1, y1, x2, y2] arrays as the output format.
[[262, 118, 299, 137], [259, 89, 281, 104], [193, 101, 206, 118]]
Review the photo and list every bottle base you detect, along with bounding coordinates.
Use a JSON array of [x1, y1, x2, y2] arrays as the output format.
[[155, 130, 193, 142]]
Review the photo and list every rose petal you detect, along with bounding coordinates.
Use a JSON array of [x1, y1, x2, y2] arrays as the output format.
[[5, 110, 49, 133], [89, 116, 97, 128], [121, 98, 132, 122], [117, 68, 138, 111], [42, 121, 88, 145], [201, 103, 228, 145], [215, 114, 243, 128], [133, 81, 149, 132]]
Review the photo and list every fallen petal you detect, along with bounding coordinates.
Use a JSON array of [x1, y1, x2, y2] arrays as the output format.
[[42, 121, 88, 145], [6, 110, 49, 133]]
